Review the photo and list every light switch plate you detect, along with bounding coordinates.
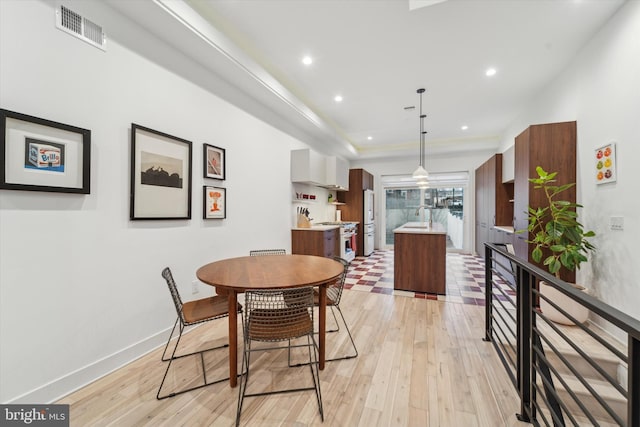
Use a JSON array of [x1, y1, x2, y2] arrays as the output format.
[[610, 216, 624, 231], [192, 280, 200, 294]]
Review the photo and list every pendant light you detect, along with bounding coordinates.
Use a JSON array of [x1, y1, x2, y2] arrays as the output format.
[[412, 88, 429, 187]]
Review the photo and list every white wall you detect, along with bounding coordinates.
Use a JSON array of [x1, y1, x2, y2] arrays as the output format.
[[0, 0, 310, 403], [351, 150, 495, 253], [498, 1, 640, 321]]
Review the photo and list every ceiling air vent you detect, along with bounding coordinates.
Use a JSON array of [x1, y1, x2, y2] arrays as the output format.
[[55, 5, 106, 51]]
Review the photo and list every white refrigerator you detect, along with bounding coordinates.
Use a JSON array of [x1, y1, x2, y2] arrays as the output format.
[[363, 189, 375, 256]]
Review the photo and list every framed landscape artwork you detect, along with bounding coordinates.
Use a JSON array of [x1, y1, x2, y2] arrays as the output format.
[[130, 124, 192, 220], [203, 143, 225, 180], [203, 185, 226, 219], [0, 108, 91, 194]]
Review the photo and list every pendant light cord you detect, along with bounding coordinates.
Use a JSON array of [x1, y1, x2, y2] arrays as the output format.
[[412, 88, 428, 184], [417, 89, 426, 168]]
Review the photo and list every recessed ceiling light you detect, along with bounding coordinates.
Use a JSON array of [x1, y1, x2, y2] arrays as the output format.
[[302, 55, 313, 65], [485, 68, 497, 77], [461, 125, 468, 130], [367, 136, 373, 140], [334, 95, 343, 103]]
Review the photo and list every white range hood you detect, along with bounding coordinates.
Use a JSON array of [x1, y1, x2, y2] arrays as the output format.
[[291, 148, 349, 190], [324, 156, 349, 191]]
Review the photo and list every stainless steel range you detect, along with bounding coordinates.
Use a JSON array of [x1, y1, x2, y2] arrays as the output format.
[[319, 222, 357, 263]]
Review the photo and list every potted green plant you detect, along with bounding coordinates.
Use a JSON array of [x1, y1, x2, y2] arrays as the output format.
[[525, 166, 596, 324]]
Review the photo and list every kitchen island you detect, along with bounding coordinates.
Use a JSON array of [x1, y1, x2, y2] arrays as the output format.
[[393, 222, 446, 294]]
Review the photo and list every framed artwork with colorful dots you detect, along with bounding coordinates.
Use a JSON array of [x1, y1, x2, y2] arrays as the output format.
[[595, 143, 616, 185]]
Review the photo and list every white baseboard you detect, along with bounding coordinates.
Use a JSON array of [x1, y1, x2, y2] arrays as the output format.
[[6, 327, 171, 404]]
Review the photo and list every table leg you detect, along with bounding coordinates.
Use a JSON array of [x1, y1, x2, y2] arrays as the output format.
[[319, 284, 326, 370], [228, 291, 238, 387]]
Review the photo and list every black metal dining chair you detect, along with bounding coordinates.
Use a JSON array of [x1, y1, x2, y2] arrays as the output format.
[[317, 256, 358, 362], [249, 249, 286, 256], [236, 287, 323, 426], [157, 267, 242, 400], [288, 256, 358, 366]]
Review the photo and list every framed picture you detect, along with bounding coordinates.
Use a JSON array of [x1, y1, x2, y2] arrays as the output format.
[[203, 143, 225, 180], [203, 185, 226, 219], [130, 124, 192, 220], [595, 142, 617, 185], [0, 109, 91, 193]]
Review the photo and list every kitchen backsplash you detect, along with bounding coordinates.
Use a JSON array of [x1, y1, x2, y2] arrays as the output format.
[[292, 183, 337, 226]]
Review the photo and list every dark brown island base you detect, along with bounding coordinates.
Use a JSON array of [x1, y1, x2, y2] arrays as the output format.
[[393, 222, 447, 295]]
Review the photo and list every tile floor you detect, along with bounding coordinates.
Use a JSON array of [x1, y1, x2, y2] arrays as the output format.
[[345, 249, 516, 305]]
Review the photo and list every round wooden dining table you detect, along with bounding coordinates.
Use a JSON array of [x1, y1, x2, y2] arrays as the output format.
[[196, 254, 344, 387]]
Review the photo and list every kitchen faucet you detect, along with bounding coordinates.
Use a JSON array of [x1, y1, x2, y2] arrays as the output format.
[[415, 205, 433, 226]]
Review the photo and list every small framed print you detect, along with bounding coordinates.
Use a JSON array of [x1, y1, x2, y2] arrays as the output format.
[[203, 185, 226, 219], [203, 143, 225, 180], [595, 142, 616, 185], [130, 124, 192, 220], [0, 109, 91, 193]]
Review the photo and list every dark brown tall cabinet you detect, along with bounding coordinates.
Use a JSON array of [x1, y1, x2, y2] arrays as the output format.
[[513, 121, 577, 282], [337, 168, 373, 256], [475, 154, 513, 259]]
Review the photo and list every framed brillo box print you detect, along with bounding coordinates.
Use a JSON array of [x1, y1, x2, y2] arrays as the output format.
[[203, 186, 226, 219], [0, 109, 91, 194], [203, 143, 225, 180], [130, 124, 192, 220]]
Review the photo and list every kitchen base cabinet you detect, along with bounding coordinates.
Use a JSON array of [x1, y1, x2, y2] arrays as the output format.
[[291, 228, 339, 258], [492, 227, 516, 288], [393, 227, 446, 294]]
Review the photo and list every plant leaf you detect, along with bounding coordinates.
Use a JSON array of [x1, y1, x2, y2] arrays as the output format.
[[532, 247, 543, 263], [525, 166, 596, 276]]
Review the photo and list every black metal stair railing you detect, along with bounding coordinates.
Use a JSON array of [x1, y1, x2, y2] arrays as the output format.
[[483, 243, 640, 427]]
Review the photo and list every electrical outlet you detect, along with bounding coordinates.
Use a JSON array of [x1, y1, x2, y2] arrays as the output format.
[[610, 216, 624, 231], [191, 280, 200, 294]]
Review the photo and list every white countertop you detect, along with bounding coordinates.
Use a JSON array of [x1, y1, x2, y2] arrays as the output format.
[[393, 222, 446, 234], [317, 221, 360, 225], [493, 226, 515, 233], [292, 225, 340, 231]]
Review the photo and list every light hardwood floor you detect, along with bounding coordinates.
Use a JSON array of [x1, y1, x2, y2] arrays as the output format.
[[57, 291, 529, 426]]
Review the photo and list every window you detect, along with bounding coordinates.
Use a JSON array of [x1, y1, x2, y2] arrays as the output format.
[[381, 172, 468, 250]]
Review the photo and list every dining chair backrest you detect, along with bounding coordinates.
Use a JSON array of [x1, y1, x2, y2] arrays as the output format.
[[244, 287, 315, 342], [327, 257, 349, 306], [161, 267, 185, 324], [249, 249, 286, 256]]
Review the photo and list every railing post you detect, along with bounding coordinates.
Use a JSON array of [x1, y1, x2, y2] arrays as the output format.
[[629, 335, 640, 427], [484, 244, 492, 342], [516, 267, 532, 422]]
